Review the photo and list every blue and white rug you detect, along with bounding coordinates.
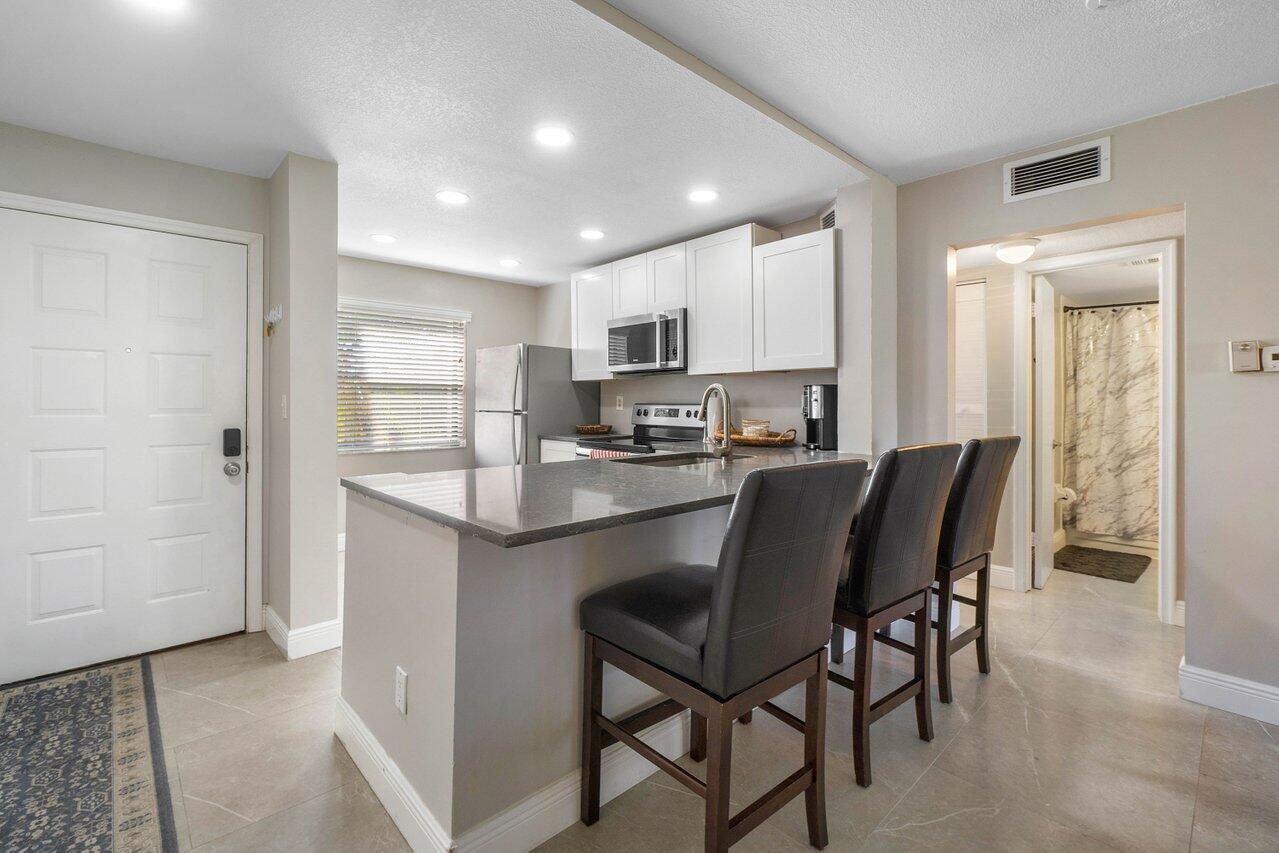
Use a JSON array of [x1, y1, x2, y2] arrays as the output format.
[[0, 657, 177, 851]]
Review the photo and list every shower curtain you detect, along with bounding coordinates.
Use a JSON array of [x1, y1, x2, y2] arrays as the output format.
[[1062, 305, 1160, 541]]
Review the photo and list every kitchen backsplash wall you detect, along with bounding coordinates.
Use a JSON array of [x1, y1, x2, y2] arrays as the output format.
[[598, 369, 837, 437]]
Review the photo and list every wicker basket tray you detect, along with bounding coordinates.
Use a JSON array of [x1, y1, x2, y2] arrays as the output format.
[[574, 424, 612, 435], [713, 426, 798, 447]]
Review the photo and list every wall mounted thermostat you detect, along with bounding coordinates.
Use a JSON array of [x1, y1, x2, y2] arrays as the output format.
[[1262, 344, 1279, 372], [1229, 340, 1261, 372]]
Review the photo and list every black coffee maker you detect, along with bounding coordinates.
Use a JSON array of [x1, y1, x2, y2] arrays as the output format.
[[802, 384, 837, 450]]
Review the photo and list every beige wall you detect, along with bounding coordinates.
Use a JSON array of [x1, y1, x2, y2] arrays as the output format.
[[336, 257, 541, 534], [268, 153, 340, 631], [0, 121, 268, 235], [898, 85, 1279, 688], [535, 279, 572, 349]]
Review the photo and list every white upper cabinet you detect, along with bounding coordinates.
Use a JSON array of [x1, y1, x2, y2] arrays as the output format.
[[611, 253, 648, 318], [646, 242, 686, 313], [570, 263, 613, 381], [752, 229, 836, 371], [686, 224, 779, 375]]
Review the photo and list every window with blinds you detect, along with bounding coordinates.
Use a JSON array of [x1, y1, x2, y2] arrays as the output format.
[[337, 298, 470, 453], [954, 280, 988, 442]]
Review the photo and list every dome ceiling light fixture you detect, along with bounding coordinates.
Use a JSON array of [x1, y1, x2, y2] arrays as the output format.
[[993, 238, 1041, 264]]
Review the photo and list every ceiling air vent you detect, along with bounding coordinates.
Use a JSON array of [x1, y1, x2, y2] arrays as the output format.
[[1003, 137, 1110, 203], [819, 204, 836, 230]]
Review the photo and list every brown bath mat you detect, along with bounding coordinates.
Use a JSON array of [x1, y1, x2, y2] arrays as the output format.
[[1054, 545, 1151, 583]]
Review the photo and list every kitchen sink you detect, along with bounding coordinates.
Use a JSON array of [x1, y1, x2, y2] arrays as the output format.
[[615, 451, 753, 467]]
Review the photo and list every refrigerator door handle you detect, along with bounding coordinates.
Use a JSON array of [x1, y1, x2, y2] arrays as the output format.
[[513, 345, 523, 413], [515, 414, 524, 465]]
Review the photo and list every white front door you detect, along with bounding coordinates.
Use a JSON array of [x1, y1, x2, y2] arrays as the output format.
[[0, 208, 248, 683], [1033, 275, 1057, 589]]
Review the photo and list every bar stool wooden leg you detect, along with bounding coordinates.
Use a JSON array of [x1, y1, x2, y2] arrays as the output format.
[[580, 635, 602, 825], [914, 590, 934, 742], [976, 556, 992, 675], [737, 710, 753, 724], [704, 705, 734, 852], [690, 711, 707, 762], [935, 574, 954, 704], [804, 650, 829, 848], [852, 620, 873, 788], [829, 624, 844, 664]]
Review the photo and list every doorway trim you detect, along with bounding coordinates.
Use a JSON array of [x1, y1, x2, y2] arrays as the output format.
[[0, 190, 266, 633], [1011, 239, 1179, 623]]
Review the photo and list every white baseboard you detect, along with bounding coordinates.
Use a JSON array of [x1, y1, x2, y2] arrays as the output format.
[[338, 533, 346, 552], [1174, 600, 1185, 628], [335, 697, 452, 852], [263, 604, 343, 660], [990, 564, 1016, 590], [336, 695, 690, 853], [1179, 658, 1279, 726]]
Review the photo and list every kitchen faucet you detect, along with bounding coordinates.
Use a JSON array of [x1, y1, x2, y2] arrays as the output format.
[[696, 383, 733, 458]]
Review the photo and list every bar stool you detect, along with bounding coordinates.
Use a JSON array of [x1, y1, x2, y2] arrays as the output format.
[[579, 459, 867, 852], [895, 436, 1019, 702], [828, 443, 961, 787]]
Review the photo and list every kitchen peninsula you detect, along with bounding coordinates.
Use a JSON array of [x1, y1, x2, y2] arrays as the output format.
[[335, 448, 866, 851]]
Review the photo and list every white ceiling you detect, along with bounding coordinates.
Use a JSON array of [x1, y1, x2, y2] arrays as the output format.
[[1046, 261, 1160, 306], [956, 209, 1183, 270], [0, 0, 862, 285], [607, 0, 1279, 183]]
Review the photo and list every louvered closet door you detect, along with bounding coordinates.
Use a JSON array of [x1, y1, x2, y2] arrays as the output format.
[[0, 209, 247, 684]]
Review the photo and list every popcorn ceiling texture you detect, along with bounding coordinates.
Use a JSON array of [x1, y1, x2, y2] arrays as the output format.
[[609, 0, 1279, 182], [0, 0, 861, 285]]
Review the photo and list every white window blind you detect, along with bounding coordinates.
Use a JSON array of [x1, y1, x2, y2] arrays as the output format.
[[954, 280, 988, 442], [337, 298, 470, 453]]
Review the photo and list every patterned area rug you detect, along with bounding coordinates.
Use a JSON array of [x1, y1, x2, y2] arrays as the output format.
[[0, 657, 177, 851], [1055, 545, 1151, 583]]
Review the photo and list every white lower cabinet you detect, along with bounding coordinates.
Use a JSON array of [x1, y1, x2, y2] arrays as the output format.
[[686, 223, 779, 374], [570, 264, 613, 381], [752, 229, 836, 370], [539, 439, 579, 463]]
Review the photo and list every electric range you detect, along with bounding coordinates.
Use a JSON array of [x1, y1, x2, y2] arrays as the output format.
[[575, 403, 704, 458]]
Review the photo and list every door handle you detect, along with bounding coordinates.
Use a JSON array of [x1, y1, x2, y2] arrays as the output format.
[[223, 461, 242, 477]]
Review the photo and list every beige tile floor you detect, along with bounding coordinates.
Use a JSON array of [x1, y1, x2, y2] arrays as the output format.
[[149, 563, 1279, 851]]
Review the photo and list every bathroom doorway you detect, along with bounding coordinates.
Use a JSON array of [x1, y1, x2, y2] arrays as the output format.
[[1015, 240, 1179, 621]]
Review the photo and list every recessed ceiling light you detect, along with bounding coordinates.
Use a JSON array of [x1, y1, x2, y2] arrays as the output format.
[[435, 189, 470, 205], [580, 229, 604, 240], [533, 126, 574, 148], [499, 259, 520, 268], [993, 238, 1041, 265], [369, 234, 397, 244], [128, 0, 188, 13], [688, 188, 719, 203]]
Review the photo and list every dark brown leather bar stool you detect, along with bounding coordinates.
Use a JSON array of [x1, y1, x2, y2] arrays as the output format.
[[579, 459, 867, 852], [828, 443, 960, 787], [893, 436, 1019, 702]]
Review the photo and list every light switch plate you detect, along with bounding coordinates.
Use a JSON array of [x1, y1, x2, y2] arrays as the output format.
[[394, 666, 408, 714], [1229, 340, 1261, 372], [1262, 344, 1279, 372]]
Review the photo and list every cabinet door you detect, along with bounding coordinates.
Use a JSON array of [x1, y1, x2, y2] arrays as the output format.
[[539, 439, 579, 463], [752, 229, 836, 371], [611, 253, 648, 318], [646, 243, 686, 313], [570, 264, 613, 381], [686, 225, 759, 374]]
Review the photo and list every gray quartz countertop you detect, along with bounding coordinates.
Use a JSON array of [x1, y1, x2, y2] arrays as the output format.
[[539, 432, 632, 442], [341, 447, 871, 548]]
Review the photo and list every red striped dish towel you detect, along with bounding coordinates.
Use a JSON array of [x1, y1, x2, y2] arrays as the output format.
[[589, 448, 635, 460]]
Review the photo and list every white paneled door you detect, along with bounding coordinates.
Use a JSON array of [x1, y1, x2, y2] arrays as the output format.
[[0, 209, 248, 683]]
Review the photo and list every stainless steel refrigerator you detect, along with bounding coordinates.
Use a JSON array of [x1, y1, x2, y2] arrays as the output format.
[[474, 344, 601, 467]]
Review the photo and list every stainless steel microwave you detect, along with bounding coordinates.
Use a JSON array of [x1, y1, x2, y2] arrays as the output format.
[[607, 308, 687, 374]]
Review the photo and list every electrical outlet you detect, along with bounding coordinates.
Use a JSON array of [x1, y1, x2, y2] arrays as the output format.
[[394, 666, 408, 714], [281, 394, 289, 420], [615, 395, 624, 410]]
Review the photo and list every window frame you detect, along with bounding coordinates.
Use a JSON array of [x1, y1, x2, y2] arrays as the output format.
[[336, 296, 471, 455]]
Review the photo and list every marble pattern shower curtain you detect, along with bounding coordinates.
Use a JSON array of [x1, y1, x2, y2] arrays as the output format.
[[1063, 304, 1160, 541]]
